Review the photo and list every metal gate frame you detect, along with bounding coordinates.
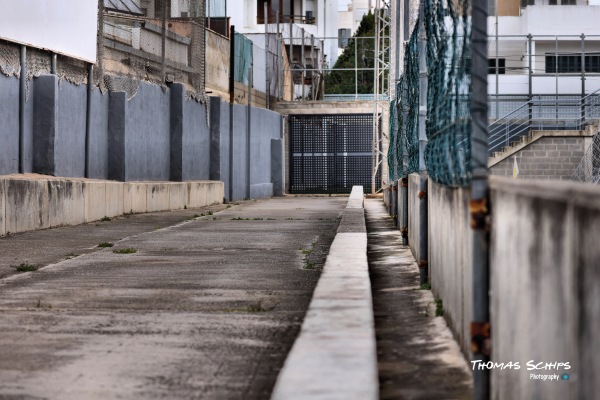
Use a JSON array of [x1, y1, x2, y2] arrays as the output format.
[[289, 114, 381, 194]]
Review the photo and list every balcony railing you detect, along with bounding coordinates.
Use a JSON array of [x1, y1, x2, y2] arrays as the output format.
[[257, 14, 315, 25]]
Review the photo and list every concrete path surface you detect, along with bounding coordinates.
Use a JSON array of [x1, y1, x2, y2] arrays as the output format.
[[0, 197, 346, 400], [366, 198, 473, 400]]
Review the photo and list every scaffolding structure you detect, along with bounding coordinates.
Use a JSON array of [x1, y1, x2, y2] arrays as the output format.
[[372, 0, 391, 193]]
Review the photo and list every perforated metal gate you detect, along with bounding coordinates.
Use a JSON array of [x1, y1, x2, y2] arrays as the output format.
[[289, 114, 380, 194]]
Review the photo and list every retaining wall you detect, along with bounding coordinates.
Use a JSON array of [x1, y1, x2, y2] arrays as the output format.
[[427, 176, 600, 399], [0, 175, 223, 237], [0, 73, 284, 201]]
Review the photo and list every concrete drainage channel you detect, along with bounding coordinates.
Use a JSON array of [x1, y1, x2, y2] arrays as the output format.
[[271, 186, 378, 400]]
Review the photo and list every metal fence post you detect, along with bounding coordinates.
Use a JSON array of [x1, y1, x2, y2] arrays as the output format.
[[418, 0, 428, 172], [471, 0, 491, 398], [581, 33, 586, 126], [265, 3, 270, 109], [528, 34, 532, 133]]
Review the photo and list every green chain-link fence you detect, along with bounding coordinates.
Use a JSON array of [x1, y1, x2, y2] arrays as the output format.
[[388, 0, 472, 187], [388, 23, 420, 182]]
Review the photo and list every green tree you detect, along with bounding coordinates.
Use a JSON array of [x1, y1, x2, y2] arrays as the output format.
[[325, 12, 377, 95]]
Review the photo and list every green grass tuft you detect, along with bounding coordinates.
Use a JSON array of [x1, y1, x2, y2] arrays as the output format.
[[98, 242, 114, 248], [113, 248, 137, 254], [12, 263, 39, 272]]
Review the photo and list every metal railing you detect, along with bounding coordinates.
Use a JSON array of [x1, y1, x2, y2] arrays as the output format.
[[488, 89, 600, 154]]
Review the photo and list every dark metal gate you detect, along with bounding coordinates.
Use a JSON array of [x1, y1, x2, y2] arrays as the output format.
[[289, 114, 380, 194]]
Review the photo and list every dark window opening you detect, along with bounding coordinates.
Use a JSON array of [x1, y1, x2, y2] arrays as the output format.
[[545, 53, 600, 73], [488, 58, 506, 74]]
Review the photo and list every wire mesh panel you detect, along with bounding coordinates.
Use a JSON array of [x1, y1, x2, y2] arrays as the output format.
[[571, 133, 600, 184], [289, 114, 379, 194]]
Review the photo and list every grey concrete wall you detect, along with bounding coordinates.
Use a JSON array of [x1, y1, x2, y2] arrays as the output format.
[[0, 75, 19, 175], [490, 136, 586, 180], [182, 97, 209, 181], [428, 180, 473, 359], [231, 104, 248, 201], [408, 174, 420, 261], [55, 81, 87, 177], [489, 177, 600, 400], [88, 88, 110, 179], [123, 82, 171, 181]]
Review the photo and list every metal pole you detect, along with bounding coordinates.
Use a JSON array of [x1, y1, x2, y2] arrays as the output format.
[[581, 33, 586, 126], [528, 34, 532, 136], [373, 1, 381, 194], [495, 0, 499, 119], [276, 11, 281, 99], [247, 64, 252, 200], [85, 64, 93, 178], [265, 2, 270, 109], [161, 0, 167, 81], [229, 25, 235, 201], [51, 53, 57, 75], [229, 25, 235, 104], [355, 37, 358, 99], [290, 19, 293, 100], [471, 0, 490, 398], [311, 35, 315, 100], [19, 45, 26, 173], [418, 0, 427, 171], [301, 28, 305, 101]]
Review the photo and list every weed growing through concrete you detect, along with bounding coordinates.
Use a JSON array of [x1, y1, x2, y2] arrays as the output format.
[[101, 216, 111, 222], [266, 218, 276, 220], [246, 301, 267, 313], [98, 242, 114, 248], [12, 263, 39, 272], [226, 204, 232, 209], [301, 240, 318, 270], [65, 253, 79, 260], [35, 298, 52, 310], [207, 211, 214, 216], [420, 282, 431, 290], [435, 298, 444, 317], [286, 218, 303, 221], [252, 217, 263, 220], [113, 248, 137, 254]]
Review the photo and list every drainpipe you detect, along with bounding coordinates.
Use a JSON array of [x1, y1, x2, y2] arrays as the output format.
[[19, 45, 27, 173]]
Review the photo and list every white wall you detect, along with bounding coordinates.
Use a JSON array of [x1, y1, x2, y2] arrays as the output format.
[[0, 0, 98, 63]]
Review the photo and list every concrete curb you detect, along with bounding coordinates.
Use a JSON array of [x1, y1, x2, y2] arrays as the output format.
[[0, 174, 224, 237], [271, 186, 378, 400]]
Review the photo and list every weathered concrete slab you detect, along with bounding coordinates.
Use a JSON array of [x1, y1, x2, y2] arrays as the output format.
[[146, 183, 170, 212], [0, 175, 223, 237], [5, 178, 50, 234], [84, 181, 106, 222], [0, 179, 5, 237], [48, 179, 85, 227], [125, 183, 148, 214], [168, 182, 186, 210], [105, 181, 124, 218]]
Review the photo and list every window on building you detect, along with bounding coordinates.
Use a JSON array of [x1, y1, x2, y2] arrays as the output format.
[[545, 53, 600, 73], [338, 29, 351, 49], [488, 58, 506, 74], [520, 0, 535, 7]]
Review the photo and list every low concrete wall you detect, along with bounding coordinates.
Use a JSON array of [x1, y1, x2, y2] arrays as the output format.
[[0, 175, 223, 237], [271, 186, 378, 400], [489, 177, 600, 400], [428, 176, 600, 399], [428, 180, 473, 359]]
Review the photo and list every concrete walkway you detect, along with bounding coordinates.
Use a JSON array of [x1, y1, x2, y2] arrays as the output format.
[[0, 197, 346, 399], [365, 198, 473, 400]]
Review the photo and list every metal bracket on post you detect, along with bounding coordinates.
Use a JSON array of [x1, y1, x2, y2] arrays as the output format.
[[471, 321, 491, 356]]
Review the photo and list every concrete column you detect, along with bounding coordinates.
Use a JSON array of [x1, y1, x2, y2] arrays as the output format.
[[169, 83, 185, 181], [32, 75, 58, 176], [209, 96, 222, 182], [271, 138, 284, 196], [107, 92, 127, 181]]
